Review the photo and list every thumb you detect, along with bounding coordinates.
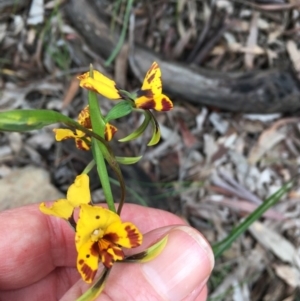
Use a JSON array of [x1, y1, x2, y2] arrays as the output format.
[[61, 225, 214, 301]]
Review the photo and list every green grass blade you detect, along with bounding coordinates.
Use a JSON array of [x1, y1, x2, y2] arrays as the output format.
[[104, 0, 134, 66], [212, 180, 294, 258]]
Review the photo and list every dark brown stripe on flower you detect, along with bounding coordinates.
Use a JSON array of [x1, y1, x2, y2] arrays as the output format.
[[148, 62, 158, 75], [82, 83, 98, 93], [125, 225, 142, 247], [136, 89, 153, 98], [147, 73, 155, 84], [161, 98, 173, 111], [138, 99, 156, 110], [103, 232, 119, 244], [100, 250, 114, 268], [80, 261, 97, 282], [91, 242, 100, 256], [76, 139, 89, 151], [112, 247, 124, 259]]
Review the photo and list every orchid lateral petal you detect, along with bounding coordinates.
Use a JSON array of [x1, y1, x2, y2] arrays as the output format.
[[124, 235, 168, 263], [105, 221, 142, 248], [118, 112, 151, 142], [115, 156, 142, 165], [39, 199, 74, 220], [147, 112, 161, 146]]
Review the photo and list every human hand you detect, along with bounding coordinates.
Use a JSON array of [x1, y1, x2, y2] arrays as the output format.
[[0, 203, 214, 301]]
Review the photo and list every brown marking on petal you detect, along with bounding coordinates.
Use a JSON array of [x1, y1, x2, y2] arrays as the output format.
[[76, 139, 89, 151], [81, 83, 98, 93], [114, 84, 122, 98], [104, 124, 117, 141], [91, 242, 100, 256], [148, 62, 159, 74], [79, 259, 84, 265], [103, 232, 119, 244], [100, 250, 114, 268], [125, 225, 142, 247], [138, 99, 156, 110], [78, 106, 92, 128], [147, 73, 155, 84], [77, 73, 89, 80], [136, 89, 153, 98], [112, 247, 124, 259], [161, 98, 173, 111], [80, 262, 97, 282]]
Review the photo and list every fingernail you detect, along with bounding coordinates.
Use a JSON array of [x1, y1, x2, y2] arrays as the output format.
[[141, 226, 214, 301]]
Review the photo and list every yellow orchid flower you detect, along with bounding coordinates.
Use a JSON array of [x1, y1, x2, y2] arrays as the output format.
[[40, 174, 91, 220], [78, 71, 121, 100], [75, 204, 143, 283], [77, 62, 173, 112], [53, 106, 117, 150], [134, 62, 173, 111]]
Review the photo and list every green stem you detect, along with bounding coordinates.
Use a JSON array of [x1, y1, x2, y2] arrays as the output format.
[[212, 180, 293, 258], [92, 140, 116, 212], [88, 67, 116, 213]]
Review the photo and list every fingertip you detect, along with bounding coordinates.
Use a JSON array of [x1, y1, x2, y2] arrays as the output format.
[[141, 226, 213, 301]]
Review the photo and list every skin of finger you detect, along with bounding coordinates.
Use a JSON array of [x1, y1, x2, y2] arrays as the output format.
[[182, 283, 208, 301], [61, 227, 213, 301], [0, 203, 185, 291], [0, 267, 79, 301]]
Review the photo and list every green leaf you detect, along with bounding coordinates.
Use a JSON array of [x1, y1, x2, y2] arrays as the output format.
[[118, 111, 151, 142], [0, 109, 110, 149], [105, 100, 133, 123], [116, 156, 142, 165], [148, 111, 161, 146], [0, 109, 77, 132], [212, 180, 294, 258]]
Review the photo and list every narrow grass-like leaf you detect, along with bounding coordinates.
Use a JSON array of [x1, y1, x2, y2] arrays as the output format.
[[212, 180, 294, 258], [116, 156, 142, 165], [118, 111, 150, 142], [104, 0, 133, 66], [148, 111, 161, 146]]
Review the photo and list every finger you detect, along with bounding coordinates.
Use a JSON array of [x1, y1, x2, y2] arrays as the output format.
[[61, 225, 214, 301], [0, 267, 78, 301], [0, 203, 184, 290]]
